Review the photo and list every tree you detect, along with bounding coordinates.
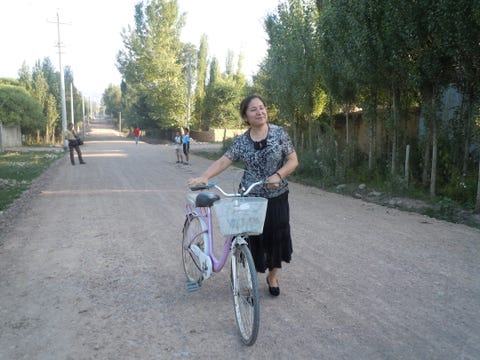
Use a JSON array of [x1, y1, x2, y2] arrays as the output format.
[[103, 84, 122, 119], [193, 34, 209, 130], [180, 42, 197, 130], [439, 0, 480, 210], [12, 60, 61, 143], [17, 62, 32, 92], [203, 76, 244, 129], [31, 62, 59, 143], [407, 0, 456, 197], [117, 0, 188, 130], [336, 0, 390, 172], [317, 0, 359, 155], [261, 0, 324, 148], [201, 55, 245, 129], [0, 85, 46, 134]]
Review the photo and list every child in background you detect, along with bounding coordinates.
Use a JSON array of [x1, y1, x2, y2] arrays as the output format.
[[174, 131, 183, 163]]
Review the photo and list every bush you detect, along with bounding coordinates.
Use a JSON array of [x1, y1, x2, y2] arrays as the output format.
[[421, 197, 463, 223]]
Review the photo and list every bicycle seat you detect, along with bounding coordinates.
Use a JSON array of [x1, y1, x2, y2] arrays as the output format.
[[195, 192, 220, 207]]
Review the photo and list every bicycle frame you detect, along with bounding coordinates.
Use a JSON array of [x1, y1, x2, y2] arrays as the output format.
[[183, 179, 265, 345], [184, 179, 268, 281], [185, 198, 234, 280]]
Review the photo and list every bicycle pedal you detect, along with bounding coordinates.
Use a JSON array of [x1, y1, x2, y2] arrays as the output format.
[[185, 281, 201, 292]]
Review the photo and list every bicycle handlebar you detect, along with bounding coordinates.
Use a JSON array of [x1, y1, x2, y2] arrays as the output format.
[[189, 181, 217, 192], [189, 179, 280, 196]]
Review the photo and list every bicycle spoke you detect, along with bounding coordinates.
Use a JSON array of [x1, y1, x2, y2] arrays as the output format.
[[231, 243, 259, 346], [182, 216, 206, 284]]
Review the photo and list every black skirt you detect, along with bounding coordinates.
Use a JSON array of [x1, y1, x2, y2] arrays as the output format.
[[247, 191, 293, 273]]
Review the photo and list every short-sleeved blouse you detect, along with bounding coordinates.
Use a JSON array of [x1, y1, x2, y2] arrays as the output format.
[[224, 124, 295, 198]]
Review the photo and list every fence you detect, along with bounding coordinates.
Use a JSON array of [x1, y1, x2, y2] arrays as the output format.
[[0, 121, 22, 152], [190, 128, 245, 142]]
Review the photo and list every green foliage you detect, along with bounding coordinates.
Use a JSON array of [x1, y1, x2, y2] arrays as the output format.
[[116, 0, 188, 130], [31, 62, 60, 143], [103, 84, 122, 118], [203, 76, 245, 129], [260, 0, 324, 141], [294, 132, 339, 186], [438, 170, 477, 208], [0, 85, 45, 132], [6, 58, 89, 144], [192, 35, 209, 130], [0, 78, 22, 87], [421, 197, 463, 223]]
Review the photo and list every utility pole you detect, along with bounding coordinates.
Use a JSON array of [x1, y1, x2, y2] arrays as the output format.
[[82, 96, 85, 138], [49, 12, 70, 151], [186, 56, 192, 130], [70, 82, 74, 126], [89, 97, 92, 120]]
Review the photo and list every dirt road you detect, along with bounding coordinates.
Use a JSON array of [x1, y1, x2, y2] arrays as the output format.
[[1, 121, 479, 359]]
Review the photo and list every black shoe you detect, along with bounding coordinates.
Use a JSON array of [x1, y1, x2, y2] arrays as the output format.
[[80, 161, 86, 164], [266, 277, 280, 296], [71, 163, 75, 166]]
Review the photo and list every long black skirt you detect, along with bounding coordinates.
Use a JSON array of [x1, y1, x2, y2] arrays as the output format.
[[247, 191, 293, 273]]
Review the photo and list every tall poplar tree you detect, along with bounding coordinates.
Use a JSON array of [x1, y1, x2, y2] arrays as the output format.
[[117, 0, 187, 129], [193, 35, 209, 130], [261, 0, 324, 149]]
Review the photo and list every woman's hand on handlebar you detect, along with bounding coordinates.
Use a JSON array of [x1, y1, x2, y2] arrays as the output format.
[[265, 173, 282, 189], [187, 176, 209, 186]]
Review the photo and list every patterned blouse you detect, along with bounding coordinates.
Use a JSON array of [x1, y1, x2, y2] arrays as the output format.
[[224, 124, 295, 199]]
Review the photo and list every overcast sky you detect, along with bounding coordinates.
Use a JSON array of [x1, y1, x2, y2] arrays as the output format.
[[0, 0, 281, 101]]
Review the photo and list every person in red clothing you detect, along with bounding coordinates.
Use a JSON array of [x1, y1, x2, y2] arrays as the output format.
[[133, 127, 140, 145]]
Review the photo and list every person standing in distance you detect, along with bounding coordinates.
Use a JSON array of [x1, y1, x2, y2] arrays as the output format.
[[182, 128, 190, 164], [188, 95, 298, 296], [64, 123, 86, 165], [133, 126, 140, 145], [174, 131, 184, 163]]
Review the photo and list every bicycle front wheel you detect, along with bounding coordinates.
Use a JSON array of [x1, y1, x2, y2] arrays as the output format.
[[182, 215, 206, 283], [230, 242, 260, 346]]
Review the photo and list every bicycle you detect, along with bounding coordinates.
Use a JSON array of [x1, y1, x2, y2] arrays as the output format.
[[182, 179, 268, 346]]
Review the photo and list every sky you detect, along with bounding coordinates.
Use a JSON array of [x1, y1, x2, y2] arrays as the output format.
[[0, 0, 281, 102]]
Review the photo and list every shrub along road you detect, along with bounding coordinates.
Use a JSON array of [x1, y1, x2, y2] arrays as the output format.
[[1, 120, 479, 359]]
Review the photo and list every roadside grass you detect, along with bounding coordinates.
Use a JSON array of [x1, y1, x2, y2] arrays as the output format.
[[0, 151, 63, 211], [192, 148, 480, 229]]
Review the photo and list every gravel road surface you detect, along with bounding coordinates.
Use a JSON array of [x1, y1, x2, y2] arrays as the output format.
[[1, 120, 479, 359]]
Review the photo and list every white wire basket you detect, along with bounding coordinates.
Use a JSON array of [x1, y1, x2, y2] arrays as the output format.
[[213, 197, 268, 236]]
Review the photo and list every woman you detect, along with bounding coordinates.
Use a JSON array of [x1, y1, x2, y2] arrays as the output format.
[[64, 123, 86, 165], [188, 95, 298, 296]]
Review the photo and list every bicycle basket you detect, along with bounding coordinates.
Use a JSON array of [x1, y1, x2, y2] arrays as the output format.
[[213, 197, 268, 236]]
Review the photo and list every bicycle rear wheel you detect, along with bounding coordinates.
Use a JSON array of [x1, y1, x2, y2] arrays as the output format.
[[230, 242, 260, 346], [182, 216, 206, 283]]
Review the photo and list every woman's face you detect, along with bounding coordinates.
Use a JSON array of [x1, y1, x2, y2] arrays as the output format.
[[244, 97, 268, 127]]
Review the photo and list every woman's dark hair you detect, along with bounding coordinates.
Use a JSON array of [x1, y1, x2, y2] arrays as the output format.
[[239, 95, 266, 119]]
